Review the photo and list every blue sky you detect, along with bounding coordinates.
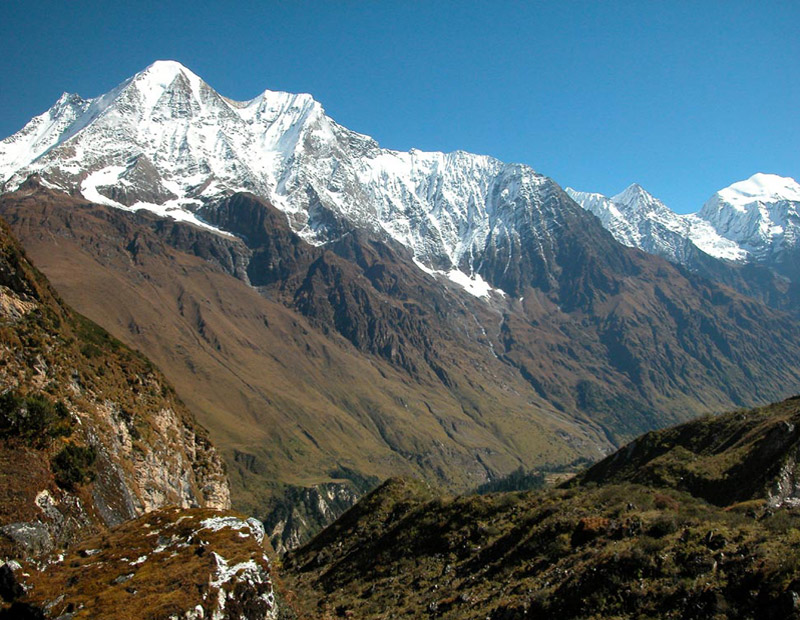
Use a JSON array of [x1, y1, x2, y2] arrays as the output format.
[[1, 1, 797, 213]]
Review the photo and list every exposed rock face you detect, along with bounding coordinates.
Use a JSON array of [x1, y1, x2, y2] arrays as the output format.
[[264, 481, 367, 555], [5, 508, 277, 620], [0, 214, 230, 561]]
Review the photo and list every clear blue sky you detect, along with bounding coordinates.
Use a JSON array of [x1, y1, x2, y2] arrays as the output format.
[[1, 1, 797, 213]]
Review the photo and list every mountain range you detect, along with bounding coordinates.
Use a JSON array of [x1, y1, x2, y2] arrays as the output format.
[[2, 60, 800, 550], [567, 175, 800, 311]]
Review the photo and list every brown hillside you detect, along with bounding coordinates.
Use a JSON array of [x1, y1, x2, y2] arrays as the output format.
[[0, 186, 610, 550]]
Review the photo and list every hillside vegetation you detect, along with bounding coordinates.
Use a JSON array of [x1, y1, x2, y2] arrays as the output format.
[[576, 395, 800, 507], [283, 397, 800, 619]]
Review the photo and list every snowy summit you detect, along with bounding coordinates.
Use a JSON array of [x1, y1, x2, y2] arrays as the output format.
[[0, 60, 568, 299], [568, 172, 800, 270]]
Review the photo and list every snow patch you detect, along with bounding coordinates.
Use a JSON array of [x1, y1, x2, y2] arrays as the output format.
[[80, 166, 231, 236], [413, 258, 503, 299], [445, 269, 496, 298]]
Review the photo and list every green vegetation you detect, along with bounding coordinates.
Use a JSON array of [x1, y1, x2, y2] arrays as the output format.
[[51, 443, 97, 490], [285, 479, 800, 619], [0, 389, 95, 490], [282, 397, 800, 619], [0, 390, 72, 444], [576, 395, 800, 506]]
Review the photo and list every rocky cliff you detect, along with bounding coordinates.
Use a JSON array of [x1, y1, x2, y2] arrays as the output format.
[[0, 211, 229, 560], [0, 216, 285, 617]]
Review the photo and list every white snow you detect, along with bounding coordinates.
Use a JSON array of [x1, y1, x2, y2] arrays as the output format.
[[716, 173, 800, 210], [444, 269, 497, 298], [698, 174, 800, 259], [684, 215, 749, 262], [80, 166, 128, 207], [413, 258, 503, 298], [0, 60, 561, 285], [5, 59, 795, 291], [80, 165, 231, 235], [568, 184, 749, 263]]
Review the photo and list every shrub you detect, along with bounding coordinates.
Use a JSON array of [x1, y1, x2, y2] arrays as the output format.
[[0, 391, 72, 443], [52, 444, 97, 490], [0, 391, 24, 435], [647, 515, 679, 538], [654, 492, 680, 511]]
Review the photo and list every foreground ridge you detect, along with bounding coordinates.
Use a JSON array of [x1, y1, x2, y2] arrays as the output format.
[[284, 396, 800, 619]]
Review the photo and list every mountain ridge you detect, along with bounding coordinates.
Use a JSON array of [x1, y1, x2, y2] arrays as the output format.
[[4, 61, 800, 552], [282, 395, 800, 619], [6, 180, 800, 553], [568, 173, 800, 279]]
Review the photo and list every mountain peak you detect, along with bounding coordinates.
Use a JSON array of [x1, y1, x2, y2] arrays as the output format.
[[137, 59, 199, 84], [127, 59, 207, 107], [716, 173, 800, 208], [611, 183, 660, 211]]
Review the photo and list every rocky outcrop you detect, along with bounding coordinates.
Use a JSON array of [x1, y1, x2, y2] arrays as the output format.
[[264, 481, 367, 555], [3, 508, 277, 619], [0, 214, 230, 561]]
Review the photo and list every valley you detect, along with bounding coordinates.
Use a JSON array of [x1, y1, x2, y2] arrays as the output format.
[[0, 57, 799, 619]]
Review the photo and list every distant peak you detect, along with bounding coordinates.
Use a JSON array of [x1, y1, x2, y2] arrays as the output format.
[[141, 59, 194, 77], [52, 91, 84, 109], [126, 60, 209, 108], [716, 173, 800, 206], [612, 182, 656, 206]]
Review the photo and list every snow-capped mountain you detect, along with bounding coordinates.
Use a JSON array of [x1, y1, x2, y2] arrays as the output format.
[[568, 174, 800, 280], [4, 60, 799, 293], [0, 60, 572, 294], [699, 173, 800, 265], [566, 184, 747, 265], [7, 60, 800, 546]]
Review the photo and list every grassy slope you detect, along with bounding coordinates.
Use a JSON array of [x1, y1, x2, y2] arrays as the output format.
[[284, 478, 800, 619], [284, 397, 800, 619]]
